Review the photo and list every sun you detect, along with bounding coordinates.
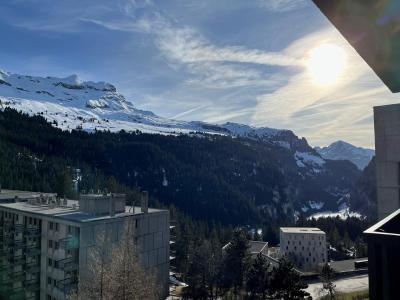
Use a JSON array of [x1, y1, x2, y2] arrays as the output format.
[[307, 44, 346, 86]]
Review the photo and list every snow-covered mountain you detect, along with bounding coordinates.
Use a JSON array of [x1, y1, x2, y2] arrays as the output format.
[[315, 140, 375, 170], [0, 69, 321, 154], [0, 69, 364, 217], [0, 69, 290, 137]]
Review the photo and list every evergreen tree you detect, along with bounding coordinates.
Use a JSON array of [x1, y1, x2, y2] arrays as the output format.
[[320, 263, 336, 300], [269, 258, 311, 300], [221, 230, 251, 297], [246, 253, 270, 299]]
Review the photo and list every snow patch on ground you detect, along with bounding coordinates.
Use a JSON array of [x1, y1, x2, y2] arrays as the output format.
[[295, 152, 325, 168], [305, 274, 368, 300], [308, 207, 362, 220]]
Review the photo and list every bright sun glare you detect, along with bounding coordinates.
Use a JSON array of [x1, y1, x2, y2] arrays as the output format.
[[307, 44, 346, 86]]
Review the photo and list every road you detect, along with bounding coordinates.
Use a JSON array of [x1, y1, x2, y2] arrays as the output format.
[[305, 274, 368, 299]]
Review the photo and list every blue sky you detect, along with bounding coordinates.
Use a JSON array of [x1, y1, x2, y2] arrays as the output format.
[[1, 0, 399, 148]]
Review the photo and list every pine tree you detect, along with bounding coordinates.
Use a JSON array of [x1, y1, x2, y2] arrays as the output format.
[[221, 230, 251, 297], [269, 257, 311, 300], [320, 263, 336, 300], [246, 253, 270, 299]]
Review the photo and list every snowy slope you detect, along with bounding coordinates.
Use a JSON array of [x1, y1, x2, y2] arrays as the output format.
[[315, 140, 374, 170], [0, 69, 292, 138], [0, 69, 364, 216], [0, 69, 326, 170]]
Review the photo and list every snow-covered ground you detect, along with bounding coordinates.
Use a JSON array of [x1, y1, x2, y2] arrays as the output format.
[[305, 274, 368, 299], [308, 206, 362, 220]]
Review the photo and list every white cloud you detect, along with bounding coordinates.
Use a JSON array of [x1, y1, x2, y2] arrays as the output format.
[[257, 0, 309, 12], [251, 28, 400, 148]]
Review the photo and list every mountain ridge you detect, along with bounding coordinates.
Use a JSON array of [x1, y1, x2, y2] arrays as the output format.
[[0, 69, 366, 219], [315, 140, 374, 170]]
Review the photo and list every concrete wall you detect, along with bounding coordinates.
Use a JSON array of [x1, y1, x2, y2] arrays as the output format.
[[374, 104, 400, 220], [280, 230, 327, 272], [79, 211, 170, 299]]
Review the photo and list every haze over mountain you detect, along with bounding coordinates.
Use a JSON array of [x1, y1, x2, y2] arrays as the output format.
[[315, 140, 375, 170]]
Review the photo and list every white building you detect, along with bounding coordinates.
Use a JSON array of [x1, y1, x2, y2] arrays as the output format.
[[0, 191, 170, 300], [280, 227, 327, 272]]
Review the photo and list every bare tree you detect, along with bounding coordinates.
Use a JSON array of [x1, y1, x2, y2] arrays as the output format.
[[68, 221, 159, 300], [320, 263, 336, 300]]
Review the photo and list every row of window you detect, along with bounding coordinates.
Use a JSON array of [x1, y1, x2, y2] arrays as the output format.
[[48, 221, 59, 231], [286, 234, 324, 241], [1, 212, 41, 227], [48, 239, 60, 249], [287, 240, 323, 246]]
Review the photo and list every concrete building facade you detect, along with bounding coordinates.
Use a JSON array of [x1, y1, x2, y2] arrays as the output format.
[[0, 191, 169, 300], [374, 104, 400, 220], [280, 227, 327, 272]]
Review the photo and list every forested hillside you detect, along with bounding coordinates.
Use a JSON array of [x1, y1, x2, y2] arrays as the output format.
[[0, 108, 362, 226]]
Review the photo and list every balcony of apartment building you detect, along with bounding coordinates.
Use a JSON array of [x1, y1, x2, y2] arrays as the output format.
[[364, 209, 400, 300]]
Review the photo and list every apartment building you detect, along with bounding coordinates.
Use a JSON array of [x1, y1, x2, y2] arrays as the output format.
[[280, 227, 327, 272], [374, 104, 400, 220], [0, 191, 170, 300]]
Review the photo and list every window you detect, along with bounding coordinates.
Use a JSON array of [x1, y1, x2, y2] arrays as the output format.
[[53, 279, 57, 287], [47, 277, 52, 285], [48, 240, 53, 248], [135, 219, 138, 228], [48, 258, 53, 267], [55, 242, 59, 250], [68, 226, 72, 234], [49, 222, 53, 230], [55, 223, 59, 231], [47, 295, 52, 300]]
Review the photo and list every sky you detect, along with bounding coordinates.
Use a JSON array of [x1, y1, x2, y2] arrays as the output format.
[[1, 0, 399, 148]]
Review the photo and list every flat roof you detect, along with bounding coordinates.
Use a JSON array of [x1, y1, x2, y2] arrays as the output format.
[[374, 103, 400, 112], [280, 227, 325, 234], [0, 189, 56, 200], [0, 200, 167, 223]]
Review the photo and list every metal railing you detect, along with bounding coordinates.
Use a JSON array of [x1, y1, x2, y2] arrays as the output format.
[[59, 235, 80, 249], [56, 257, 78, 272]]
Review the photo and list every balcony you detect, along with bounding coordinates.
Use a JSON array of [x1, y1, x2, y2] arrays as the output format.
[[56, 258, 78, 272], [25, 279, 40, 292], [7, 240, 25, 250], [9, 271, 26, 282], [8, 255, 25, 265], [59, 235, 79, 250], [24, 227, 41, 238], [24, 247, 41, 257], [365, 209, 400, 300], [57, 277, 78, 294], [10, 224, 24, 233], [24, 264, 40, 274]]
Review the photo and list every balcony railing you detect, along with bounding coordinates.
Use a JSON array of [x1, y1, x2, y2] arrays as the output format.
[[8, 255, 25, 265], [59, 236, 79, 249], [25, 279, 40, 292], [24, 227, 41, 238], [7, 240, 25, 249], [57, 277, 78, 294], [24, 264, 40, 274], [9, 271, 25, 282], [24, 247, 41, 257], [56, 258, 78, 272]]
